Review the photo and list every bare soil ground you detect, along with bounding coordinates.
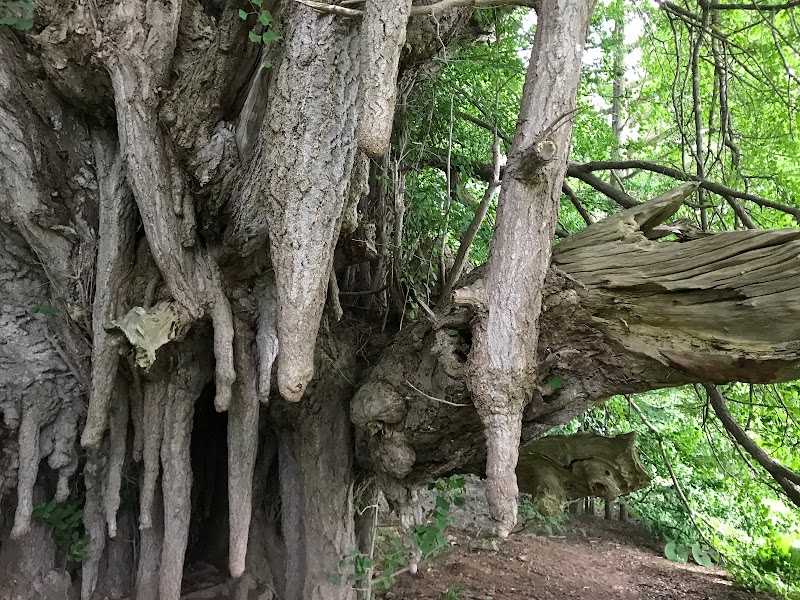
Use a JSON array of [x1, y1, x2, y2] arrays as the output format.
[[381, 516, 768, 600]]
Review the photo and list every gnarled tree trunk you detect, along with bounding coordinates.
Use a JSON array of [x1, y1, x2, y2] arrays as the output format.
[[2, 1, 800, 599]]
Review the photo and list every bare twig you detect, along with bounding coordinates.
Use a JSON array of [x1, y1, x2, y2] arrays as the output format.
[[406, 380, 472, 407]]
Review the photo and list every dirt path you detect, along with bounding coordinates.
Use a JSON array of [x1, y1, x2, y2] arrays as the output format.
[[381, 516, 767, 600]]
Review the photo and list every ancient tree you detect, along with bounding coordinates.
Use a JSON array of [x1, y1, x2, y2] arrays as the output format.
[[1, 1, 799, 599]]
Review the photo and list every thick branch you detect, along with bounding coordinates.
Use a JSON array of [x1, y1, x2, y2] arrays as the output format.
[[567, 167, 640, 208]]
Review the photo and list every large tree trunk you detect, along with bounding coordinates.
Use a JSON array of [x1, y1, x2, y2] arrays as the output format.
[[3, 1, 800, 598]]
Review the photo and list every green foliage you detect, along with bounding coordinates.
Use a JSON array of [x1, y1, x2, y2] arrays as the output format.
[[518, 496, 568, 536], [570, 385, 800, 598], [0, 0, 34, 30], [238, 0, 281, 68], [32, 499, 89, 562], [440, 586, 463, 600], [331, 475, 466, 592]]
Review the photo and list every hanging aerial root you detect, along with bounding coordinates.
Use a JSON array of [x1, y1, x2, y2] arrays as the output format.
[[81, 131, 136, 449], [139, 382, 165, 530], [105, 380, 130, 537], [357, 0, 413, 158], [10, 406, 40, 539], [256, 285, 279, 404], [159, 378, 201, 600], [227, 3, 360, 402], [208, 258, 236, 412], [81, 450, 107, 600], [227, 319, 260, 578]]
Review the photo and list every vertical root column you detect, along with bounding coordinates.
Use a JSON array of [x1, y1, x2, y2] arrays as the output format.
[[105, 380, 130, 537], [81, 131, 136, 449], [228, 318, 260, 578], [357, 0, 413, 158], [139, 383, 165, 530], [10, 405, 41, 539], [481, 411, 523, 538], [227, 4, 361, 402], [158, 381, 199, 600]]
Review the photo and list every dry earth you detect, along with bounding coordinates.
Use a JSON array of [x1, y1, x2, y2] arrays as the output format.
[[380, 516, 770, 600]]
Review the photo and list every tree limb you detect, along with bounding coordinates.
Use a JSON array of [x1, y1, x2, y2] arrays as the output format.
[[569, 160, 800, 221], [700, 0, 800, 10], [562, 182, 594, 225], [567, 168, 640, 208]]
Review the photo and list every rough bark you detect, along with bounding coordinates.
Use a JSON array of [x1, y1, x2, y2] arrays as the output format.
[[462, 0, 596, 537], [357, 0, 414, 158], [228, 3, 361, 402], [4, 0, 800, 597]]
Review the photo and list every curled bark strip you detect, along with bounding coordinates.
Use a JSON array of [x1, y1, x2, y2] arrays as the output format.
[[228, 319, 260, 578], [82, 132, 136, 449], [109, 302, 184, 371], [357, 0, 414, 158], [257, 285, 279, 404], [105, 380, 130, 538]]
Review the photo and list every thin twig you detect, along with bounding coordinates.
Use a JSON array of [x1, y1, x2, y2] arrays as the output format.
[[406, 380, 472, 407]]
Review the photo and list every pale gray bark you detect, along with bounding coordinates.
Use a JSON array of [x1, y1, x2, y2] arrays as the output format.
[[462, 0, 596, 536]]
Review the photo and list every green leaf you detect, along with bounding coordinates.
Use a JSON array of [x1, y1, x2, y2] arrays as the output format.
[[435, 496, 450, 511], [258, 10, 273, 25], [691, 543, 713, 568], [665, 541, 689, 563], [238, 9, 249, 19], [251, 0, 263, 6], [547, 376, 565, 390], [262, 29, 282, 43], [248, 30, 262, 43], [262, 60, 273, 69], [33, 305, 59, 316]]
